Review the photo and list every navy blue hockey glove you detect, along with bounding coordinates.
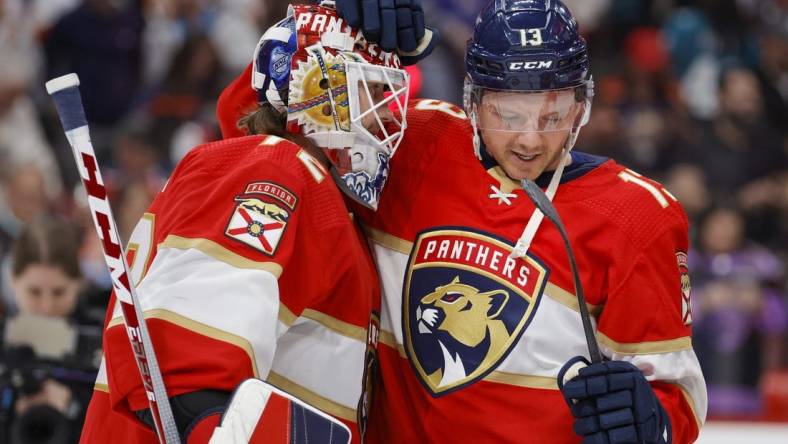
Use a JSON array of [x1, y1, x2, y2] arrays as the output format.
[[335, 0, 438, 65], [557, 357, 672, 444]]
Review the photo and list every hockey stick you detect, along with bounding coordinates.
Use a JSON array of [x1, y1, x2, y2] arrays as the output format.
[[45, 74, 181, 444], [521, 179, 603, 364]]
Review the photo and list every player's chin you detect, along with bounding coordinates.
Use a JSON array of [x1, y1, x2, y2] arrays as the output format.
[[502, 157, 546, 182]]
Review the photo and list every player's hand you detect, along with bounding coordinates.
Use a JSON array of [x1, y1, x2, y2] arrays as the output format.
[[335, 0, 439, 65], [557, 357, 672, 444]]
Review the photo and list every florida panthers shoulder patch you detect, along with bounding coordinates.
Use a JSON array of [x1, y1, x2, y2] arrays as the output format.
[[677, 251, 692, 325]]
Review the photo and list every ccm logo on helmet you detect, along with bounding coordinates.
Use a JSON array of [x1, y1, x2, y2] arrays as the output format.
[[509, 60, 554, 70]]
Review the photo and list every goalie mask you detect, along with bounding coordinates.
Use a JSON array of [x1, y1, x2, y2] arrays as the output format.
[[252, 2, 410, 210]]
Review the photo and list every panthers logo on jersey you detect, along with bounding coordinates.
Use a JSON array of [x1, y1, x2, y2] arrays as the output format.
[[403, 228, 549, 396]]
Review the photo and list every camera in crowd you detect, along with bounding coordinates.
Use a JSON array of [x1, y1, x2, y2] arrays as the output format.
[[0, 314, 101, 444]]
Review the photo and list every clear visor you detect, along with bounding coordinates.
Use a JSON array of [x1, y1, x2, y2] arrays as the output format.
[[345, 60, 409, 156], [472, 86, 589, 133]]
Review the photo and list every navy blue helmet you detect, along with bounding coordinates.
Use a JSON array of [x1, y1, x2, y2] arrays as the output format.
[[466, 0, 590, 91], [464, 0, 593, 161], [463, 1, 595, 266]]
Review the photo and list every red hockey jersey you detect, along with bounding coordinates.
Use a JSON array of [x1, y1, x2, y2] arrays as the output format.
[[80, 135, 380, 443], [354, 100, 707, 444]]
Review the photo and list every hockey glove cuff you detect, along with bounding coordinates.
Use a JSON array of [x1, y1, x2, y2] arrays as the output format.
[[336, 0, 439, 65], [557, 356, 672, 444]]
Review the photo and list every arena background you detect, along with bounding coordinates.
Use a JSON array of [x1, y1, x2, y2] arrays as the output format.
[[0, 0, 785, 441]]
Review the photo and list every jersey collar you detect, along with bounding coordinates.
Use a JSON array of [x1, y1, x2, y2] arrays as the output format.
[[481, 147, 608, 188]]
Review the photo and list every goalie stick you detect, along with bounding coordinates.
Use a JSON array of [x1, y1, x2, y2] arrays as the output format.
[[45, 74, 181, 444], [521, 179, 603, 364]]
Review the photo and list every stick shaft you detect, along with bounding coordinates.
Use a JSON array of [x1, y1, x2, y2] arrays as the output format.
[[522, 179, 603, 363], [46, 74, 180, 444]]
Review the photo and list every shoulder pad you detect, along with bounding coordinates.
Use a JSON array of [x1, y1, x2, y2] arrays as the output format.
[[580, 165, 688, 249], [405, 99, 472, 141]]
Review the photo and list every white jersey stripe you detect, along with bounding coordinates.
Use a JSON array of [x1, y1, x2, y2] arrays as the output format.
[[496, 288, 597, 377], [94, 357, 109, 392], [103, 245, 368, 419], [602, 345, 707, 429], [266, 372, 357, 423], [270, 316, 368, 416], [116, 246, 281, 379]]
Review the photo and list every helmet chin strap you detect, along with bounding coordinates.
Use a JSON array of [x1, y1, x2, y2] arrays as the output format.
[[468, 109, 574, 257], [469, 105, 571, 260], [510, 147, 571, 259], [468, 109, 578, 260], [471, 113, 482, 160], [509, 84, 593, 259]]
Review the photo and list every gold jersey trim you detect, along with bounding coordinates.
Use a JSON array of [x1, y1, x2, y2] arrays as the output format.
[[545, 282, 603, 317], [378, 330, 407, 358], [280, 305, 367, 342], [108, 308, 260, 377], [266, 371, 357, 422], [94, 383, 109, 393], [107, 316, 122, 329], [301, 309, 368, 343], [160, 235, 284, 277], [363, 225, 412, 254], [676, 382, 704, 430], [486, 166, 522, 195], [279, 303, 298, 327], [597, 332, 693, 355], [483, 370, 558, 390], [126, 213, 156, 287]]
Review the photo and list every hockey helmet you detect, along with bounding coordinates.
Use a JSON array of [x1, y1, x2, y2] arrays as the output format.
[[464, 0, 593, 153], [253, 2, 410, 210], [464, 1, 595, 259]]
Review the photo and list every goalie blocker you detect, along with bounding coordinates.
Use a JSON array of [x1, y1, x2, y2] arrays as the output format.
[[136, 379, 351, 444]]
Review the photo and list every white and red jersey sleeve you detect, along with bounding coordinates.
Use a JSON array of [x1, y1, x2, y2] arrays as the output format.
[[587, 167, 706, 443], [104, 136, 312, 414]]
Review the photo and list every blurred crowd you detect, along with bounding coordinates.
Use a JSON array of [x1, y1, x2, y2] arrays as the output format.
[[0, 0, 785, 434]]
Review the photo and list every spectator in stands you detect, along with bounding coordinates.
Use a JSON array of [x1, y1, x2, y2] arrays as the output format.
[[690, 66, 785, 195], [690, 205, 787, 417], [1, 164, 50, 314], [3, 217, 99, 443], [664, 163, 712, 243], [10, 217, 83, 319], [145, 34, 222, 161], [44, 0, 144, 156], [0, 0, 63, 199]]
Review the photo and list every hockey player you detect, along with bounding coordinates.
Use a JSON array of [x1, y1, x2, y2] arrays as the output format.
[[217, 2, 707, 443], [79, 3, 411, 443], [336, 1, 708, 443]]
